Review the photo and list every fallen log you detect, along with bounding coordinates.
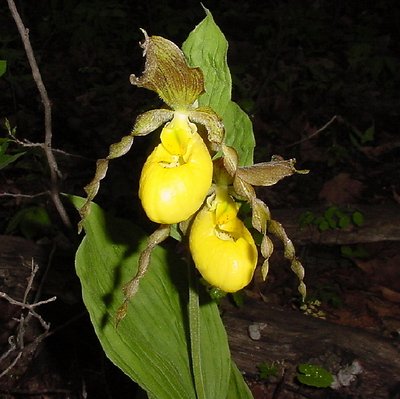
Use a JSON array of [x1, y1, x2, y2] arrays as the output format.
[[271, 203, 400, 245], [223, 300, 400, 399], [2, 233, 399, 398]]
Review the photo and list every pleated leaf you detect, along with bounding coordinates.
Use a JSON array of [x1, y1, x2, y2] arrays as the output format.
[[72, 196, 232, 399], [182, 8, 255, 166], [227, 362, 255, 399]]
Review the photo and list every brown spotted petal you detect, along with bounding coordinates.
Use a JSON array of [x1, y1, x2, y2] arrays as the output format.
[[130, 30, 204, 110], [221, 144, 239, 178], [259, 230, 274, 281], [188, 106, 225, 150], [236, 156, 309, 187], [250, 197, 271, 234]]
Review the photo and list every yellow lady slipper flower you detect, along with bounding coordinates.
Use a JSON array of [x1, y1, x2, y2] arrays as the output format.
[[139, 112, 213, 224], [189, 188, 258, 292]]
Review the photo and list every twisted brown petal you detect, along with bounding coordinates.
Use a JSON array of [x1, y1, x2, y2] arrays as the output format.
[[130, 30, 204, 110]]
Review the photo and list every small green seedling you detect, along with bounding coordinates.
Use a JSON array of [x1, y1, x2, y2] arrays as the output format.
[[1, 120, 26, 170], [297, 363, 334, 388], [340, 244, 369, 259], [0, 139, 25, 170], [350, 124, 375, 147], [312, 284, 343, 309], [299, 206, 364, 232], [6, 206, 52, 239], [257, 362, 279, 380], [351, 211, 364, 226], [300, 299, 326, 319]]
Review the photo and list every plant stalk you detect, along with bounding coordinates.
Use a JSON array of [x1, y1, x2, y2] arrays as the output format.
[[188, 264, 206, 399]]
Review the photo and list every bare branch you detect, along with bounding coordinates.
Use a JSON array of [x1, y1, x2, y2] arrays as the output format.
[[0, 336, 17, 365], [0, 292, 57, 310], [6, 0, 72, 229], [0, 191, 49, 199], [0, 260, 56, 378], [0, 351, 22, 379], [286, 115, 337, 147], [8, 133, 91, 160]]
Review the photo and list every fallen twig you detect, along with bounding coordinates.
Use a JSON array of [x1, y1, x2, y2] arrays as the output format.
[[0, 261, 56, 379]]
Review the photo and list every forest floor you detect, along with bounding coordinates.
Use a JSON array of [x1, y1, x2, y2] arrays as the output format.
[[1, 1, 399, 398]]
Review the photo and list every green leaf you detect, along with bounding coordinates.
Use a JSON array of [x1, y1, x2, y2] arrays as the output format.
[[72, 196, 236, 399], [352, 210, 364, 226], [231, 291, 245, 307], [297, 363, 333, 388], [361, 125, 375, 144], [340, 244, 369, 259], [227, 362, 254, 399], [340, 245, 354, 258], [298, 210, 315, 228], [188, 273, 231, 399], [0, 145, 26, 170], [324, 206, 338, 229], [182, 8, 255, 166], [257, 362, 278, 380], [338, 214, 351, 229], [5, 206, 52, 239], [315, 217, 329, 232], [0, 60, 6, 77]]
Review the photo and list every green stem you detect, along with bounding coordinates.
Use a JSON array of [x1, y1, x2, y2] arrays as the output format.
[[188, 264, 206, 399]]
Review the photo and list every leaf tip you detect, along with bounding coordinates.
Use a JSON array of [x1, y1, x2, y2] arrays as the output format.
[[200, 3, 211, 15]]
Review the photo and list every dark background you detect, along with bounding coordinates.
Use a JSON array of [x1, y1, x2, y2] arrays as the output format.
[[1, 1, 399, 398]]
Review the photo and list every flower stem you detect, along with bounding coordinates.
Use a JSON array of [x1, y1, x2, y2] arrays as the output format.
[[188, 263, 206, 399]]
